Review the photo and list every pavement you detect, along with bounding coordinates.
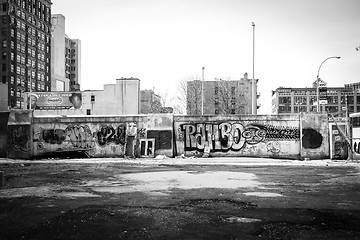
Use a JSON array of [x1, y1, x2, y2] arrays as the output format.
[[0, 156, 359, 167], [1, 156, 360, 239]]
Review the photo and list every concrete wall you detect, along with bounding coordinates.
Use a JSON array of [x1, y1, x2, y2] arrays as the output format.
[[0, 111, 10, 157], [4, 110, 331, 160], [7, 110, 32, 159], [30, 114, 173, 159], [300, 113, 330, 160], [174, 115, 302, 159]]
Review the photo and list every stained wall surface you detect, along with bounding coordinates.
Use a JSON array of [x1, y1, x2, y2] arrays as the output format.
[[4, 110, 331, 160], [174, 115, 302, 159], [7, 113, 173, 159], [300, 113, 330, 159]]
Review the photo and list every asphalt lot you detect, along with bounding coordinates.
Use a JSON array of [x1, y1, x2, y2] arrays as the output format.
[[0, 157, 360, 240]]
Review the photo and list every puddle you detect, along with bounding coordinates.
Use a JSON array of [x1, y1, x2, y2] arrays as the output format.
[[87, 171, 260, 194], [243, 192, 284, 197], [0, 186, 101, 199], [223, 216, 262, 223]]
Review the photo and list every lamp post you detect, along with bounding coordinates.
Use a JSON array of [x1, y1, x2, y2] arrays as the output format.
[[316, 56, 340, 112], [251, 22, 256, 115], [201, 67, 205, 115]]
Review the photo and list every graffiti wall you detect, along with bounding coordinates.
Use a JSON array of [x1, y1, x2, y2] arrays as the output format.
[[300, 113, 330, 160], [174, 115, 302, 159], [329, 123, 348, 160], [7, 110, 33, 159], [27, 113, 173, 158], [0, 112, 10, 157], [5, 110, 332, 160]]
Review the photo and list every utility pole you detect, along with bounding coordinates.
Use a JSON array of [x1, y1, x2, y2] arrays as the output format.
[[201, 67, 205, 115], [251, 22, 256, 115]]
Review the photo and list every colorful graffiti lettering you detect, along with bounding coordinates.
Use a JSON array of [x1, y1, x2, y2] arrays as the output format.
[[266, 141, 281, 154], [181, 122, 299, 152], [137, 128, 146, 138], [40, 128, 66, 144], [264, 125, 300, 141], [66, 125, 94, 149], [181, 123, 245, 152], [96, 124, 126, 147], [334, 141, 348, 160], [10, 126, 31, 152]]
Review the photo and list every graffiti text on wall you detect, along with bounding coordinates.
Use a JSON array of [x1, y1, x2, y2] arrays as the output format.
[[96, 124, 126, 146], [10, 126, 31, 152], [180, 122, 300, 152], [66, 125, 94, 149], [37, 125, 95, 149]]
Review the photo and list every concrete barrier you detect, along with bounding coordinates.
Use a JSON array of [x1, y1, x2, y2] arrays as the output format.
[[4, 110, 331, 160]]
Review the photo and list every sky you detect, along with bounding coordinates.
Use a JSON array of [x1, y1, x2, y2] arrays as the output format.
[[52, 0, 360, 114]]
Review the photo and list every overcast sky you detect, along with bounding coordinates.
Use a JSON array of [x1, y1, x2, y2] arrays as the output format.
[[52, 0, 360, 114]]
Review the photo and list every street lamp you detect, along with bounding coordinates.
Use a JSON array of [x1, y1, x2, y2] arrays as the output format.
[[201, 66, 205, 115], [316, 56, 340, 112], [251, 22, 256, 115]]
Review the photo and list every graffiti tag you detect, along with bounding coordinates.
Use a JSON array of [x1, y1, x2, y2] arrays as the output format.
[[96, 124, 126, 146], [10, 126, 31, 152], [181, 122, 300, 152], [66, 125, 94, 149]]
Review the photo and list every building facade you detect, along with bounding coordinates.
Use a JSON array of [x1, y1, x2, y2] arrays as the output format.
[[140, 89, 161, 114], [0, 0, 52, 111], [30, 77, 140, 116], [271, 82, 360, 116], [187, 73, 259, 115], [51, 14, 81, 92]]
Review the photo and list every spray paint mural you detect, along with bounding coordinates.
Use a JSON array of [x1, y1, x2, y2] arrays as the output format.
[[178, 122, 299, 154], [174, 115, 313, 159], [9, 126, 31, 152], [27, 114, 174, 158], [5, 112, 331, 160]]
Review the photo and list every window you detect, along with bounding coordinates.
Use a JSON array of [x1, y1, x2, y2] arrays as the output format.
[[214, 87, 218, 95], [2, 40, 7, 47], [2, 27, 7, 35], [294, 96, 306, 105], [2, 3, 7, 12], [215, 109, 219, 114], [2, 75, 6, 84], [328, 96, 338, 104], [231, 87, 235, 95], [279, 105, 291, 113], [2, 63, 6, 71], [326, 106, 338, 113], [91, 95, 95, 102], [2, 51, 6, 59], [86, 109, 91, 115], [279, 96, 291, 104]]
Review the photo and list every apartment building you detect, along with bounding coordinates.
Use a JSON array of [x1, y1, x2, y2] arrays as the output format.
[[186, 73, 259, 115], [51, 14, 81, 91], [0, 0, 52, 110], [271, 82, 360, 116]]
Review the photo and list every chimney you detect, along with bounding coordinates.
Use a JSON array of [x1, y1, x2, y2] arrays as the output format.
[[244, 72, 248, 80]]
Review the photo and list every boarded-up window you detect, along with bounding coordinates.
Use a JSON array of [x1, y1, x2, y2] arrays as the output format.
[[147, 130, 172, 150]]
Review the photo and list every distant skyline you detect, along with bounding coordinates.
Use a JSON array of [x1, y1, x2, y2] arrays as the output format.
[[52, 0, 360, 114]]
